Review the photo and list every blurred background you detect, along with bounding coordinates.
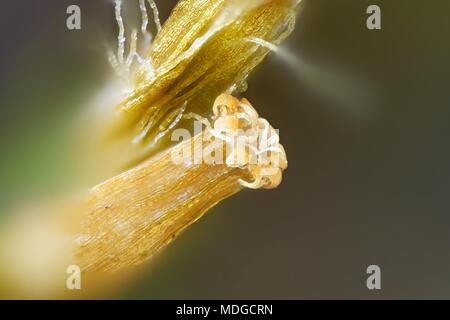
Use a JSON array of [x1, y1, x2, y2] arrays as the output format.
[[1, 0, 450, 299]]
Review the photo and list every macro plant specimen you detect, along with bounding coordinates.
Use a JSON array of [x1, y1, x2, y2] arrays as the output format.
[[76, 93, 287, 271], [85, 0, 299, 178], [0, 0, 300, 297]]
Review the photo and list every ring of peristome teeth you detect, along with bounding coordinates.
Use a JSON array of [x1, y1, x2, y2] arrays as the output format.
[[208, 94, 288, 190]]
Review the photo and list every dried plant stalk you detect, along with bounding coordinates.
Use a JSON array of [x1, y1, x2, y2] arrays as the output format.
[[76, 135, 245, 271], [0, 94, 287, 295], [96, 0, 298, 174], [76, 94, 287, 271], [1, 0, 297, 295]]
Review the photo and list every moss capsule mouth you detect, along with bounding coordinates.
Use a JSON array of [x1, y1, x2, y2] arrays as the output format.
[[94, 0, 298, 175]]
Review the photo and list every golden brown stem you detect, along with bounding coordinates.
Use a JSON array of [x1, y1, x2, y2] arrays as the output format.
[[91, 0, 297, 177], [75, 134, 245, 271]]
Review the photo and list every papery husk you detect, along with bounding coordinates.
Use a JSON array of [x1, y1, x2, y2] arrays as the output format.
[[102, 0, 297, 171]]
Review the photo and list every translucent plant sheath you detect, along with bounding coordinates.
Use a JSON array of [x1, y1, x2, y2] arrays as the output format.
[[0, 95, 287, 294], [85, 0, 299, 179], [76, 136, 245, 271], [0, 0, 298, 297], [76, 94, 287, 271]]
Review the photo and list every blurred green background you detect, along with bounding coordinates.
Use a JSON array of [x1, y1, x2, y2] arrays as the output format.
[[1, 0, 450, 299]]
